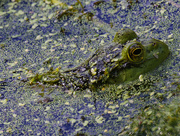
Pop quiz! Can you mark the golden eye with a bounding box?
[127,43,144,63]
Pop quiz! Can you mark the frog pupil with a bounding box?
[133,48,142,56]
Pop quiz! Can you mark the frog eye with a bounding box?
[128,43,144,63]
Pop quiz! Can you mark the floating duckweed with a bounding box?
[94,34,99,37]
[117,84,123,89]
[117,116,123,122]
[31,2,37,7]
[120,100,128,106]
[71,49,75,54]
[150,92,155,96]
[30,19,38,24]
[12,73,20,77]
[110,110,116,113]
[18,103,25,106]
[80,47,85,51]
[45,106,51,111]
[124,115,130,118]
[139,75,143,81]
[35,35,43,40]
[11,34,21,38]
[90,38,97,41]
[5,24,9,27]
[15,10,24,16]
[108,105,116,109]
[100,39,105,45]
[119,0,129,9]
[48,13,54,19]
[65,101,70,105]
[123,93,131,100]
[7,61,18,67]
[100,33,108,37]
[7,9,16,14]
[129,99,133,103]
[167,93,173,99]
[40,16,47,21]
[69,118,76,124]
[45,120,50,124]
[18,18,25,22]
[168,33,173,38]
[146,110,153,115]
[34,118,40,121]
[0,99,8,104]
[111,58,119,62]
[78,110,83,114]
[45,39,53,44]
[6,127,12,133]
[64,22,68,26]
[91,67,97,76]
[69,43,77,48]
[83,94,92,98]
[95,115,104,124]
[88,104,94,108]
[75,127,83,132]
[160,8,166,15]
[32,23,38,29]
[31,13,37,19]
[168,38,174,42]
[0,11,6,16]
[4,122,10,125]
[83,120,89,126]
[107,7,120,14]
[38,67,45,73]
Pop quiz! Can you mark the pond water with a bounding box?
[0,0,179,135]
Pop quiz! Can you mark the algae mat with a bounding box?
[0,0,179,135]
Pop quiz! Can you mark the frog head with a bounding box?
[108,38,170,83]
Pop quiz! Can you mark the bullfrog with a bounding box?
[29,28,170,91]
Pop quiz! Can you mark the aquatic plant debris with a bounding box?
[0,0,179,135]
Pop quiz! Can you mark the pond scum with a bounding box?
[0,0,179,135]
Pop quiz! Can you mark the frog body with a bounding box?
[30,30,170,91]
